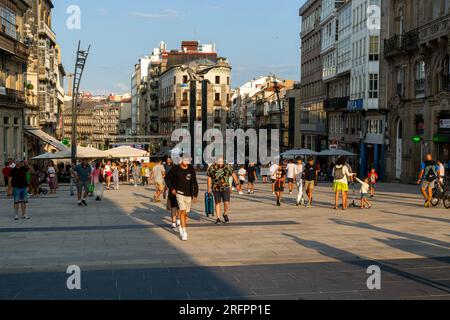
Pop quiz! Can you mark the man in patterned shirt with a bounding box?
[207,156,241,225]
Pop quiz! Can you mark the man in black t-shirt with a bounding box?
[247,162,257,194]
[304,157,318,208]
[166,157,199,241]
[8,159,30,220]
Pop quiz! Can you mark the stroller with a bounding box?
[36,171,49,195]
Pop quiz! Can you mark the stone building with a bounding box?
[299,0,327,151]
[63,99,95,147]
[0,0,30,166]
[382,0,450,182]
[158,41,232,134]
[23,0,61,135]
[92,102,120,150]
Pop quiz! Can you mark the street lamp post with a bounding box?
[271,74,284,152]
[70,41,90,164]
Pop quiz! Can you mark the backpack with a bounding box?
[424,161,437,182]
[334,166,345,180]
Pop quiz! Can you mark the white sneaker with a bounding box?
[239,191,244,195]
[14,215,19,221]
[176,219,181,227]
[181,232,188,241]
[178,225,183,235]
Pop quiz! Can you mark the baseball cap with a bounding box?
[181,156,191,165]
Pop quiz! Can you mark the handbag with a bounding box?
[88,184,95,193]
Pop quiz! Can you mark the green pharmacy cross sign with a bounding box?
[62,138,71,147]
[412,135,423,144]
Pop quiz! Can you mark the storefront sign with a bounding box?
[439,119,450,130]
[347,99,363,111]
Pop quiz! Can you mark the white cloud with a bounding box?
[115,82,129,92]
[129,9,180,19]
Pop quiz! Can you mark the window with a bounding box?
[215,76,220,85]
[415,61,426,97]
[183,75,188,84]
[182,92,188,101]
[369,74,378,99]
[369,36,379,61]
[433,0,441,19]
[215,93,220,101]
[397,66,405,95]
[0,6,17,39]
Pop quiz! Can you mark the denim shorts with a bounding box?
[13,188,29,204]
[213,190,231,204]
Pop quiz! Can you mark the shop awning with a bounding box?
[25,127,68,151]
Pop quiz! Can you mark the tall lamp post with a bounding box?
[270,74,284,152]
[70,41,90,165]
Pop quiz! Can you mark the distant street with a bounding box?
[0,176,449,300]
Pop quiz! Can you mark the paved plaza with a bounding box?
[0,175,450,300]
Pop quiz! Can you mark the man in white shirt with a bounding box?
[294,158,305,206]
[286,159,296,195]
[269,162,279,195]
[152,158,166,202]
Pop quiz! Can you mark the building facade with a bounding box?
[327,0,360,159]
[92,101,120,150]
[0,0,30,166]
[382,0,450,182]
[300,0,327,151]
[24,0,61,134]
[158,41,232,135]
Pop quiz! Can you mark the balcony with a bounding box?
[384,31,419,58]
[324,96,350,111]
[0,88,26,105]
[414,78,426,98]
[300,122,327,133]
[214,100,222,107]
[39,22,57,44]
[180,116,189,123]
[14,41,30,61]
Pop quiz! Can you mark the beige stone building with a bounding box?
[92,102,120,150]
[0,0,30,166]
[63,99,95,147]
[24,0,60,134]
[159,41,232,134]
[382,0,450,182]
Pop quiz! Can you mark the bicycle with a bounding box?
[431,176,450,209]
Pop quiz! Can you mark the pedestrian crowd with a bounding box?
[2,152,449,241]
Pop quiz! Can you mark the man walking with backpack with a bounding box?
[417,154,439,208]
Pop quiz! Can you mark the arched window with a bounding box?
[415,61,426,98]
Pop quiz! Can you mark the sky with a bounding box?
[52,0,305,95]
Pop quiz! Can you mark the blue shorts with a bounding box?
[13,188,29,204]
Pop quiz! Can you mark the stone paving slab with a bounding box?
[0,175,449,299]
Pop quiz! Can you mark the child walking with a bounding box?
[353,175,372,209]
[112,163,120,190]
[368,168,378,198]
